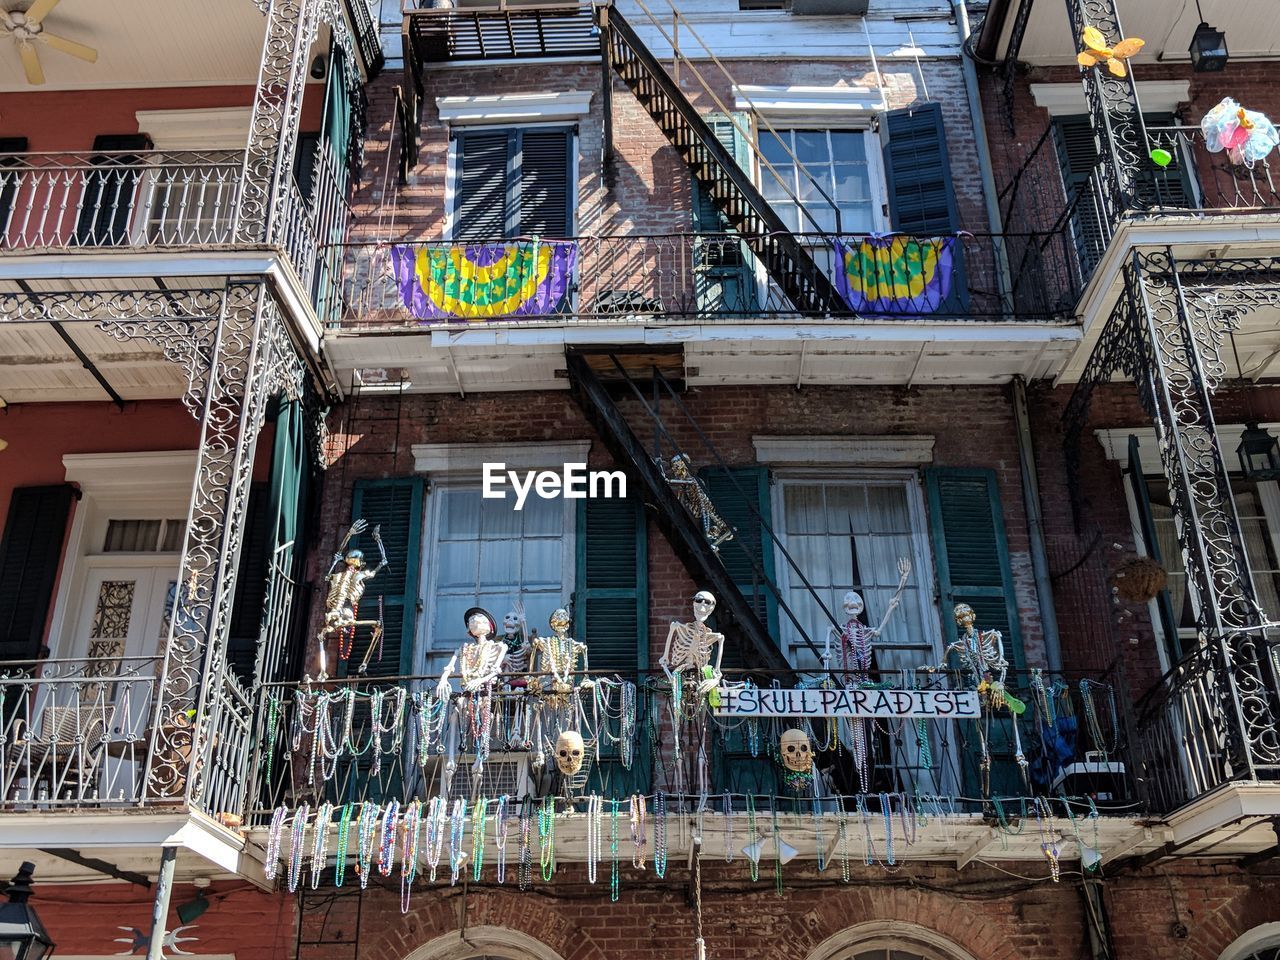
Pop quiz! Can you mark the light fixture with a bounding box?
[740,835,798,865]
[1189,0,1228,72]
[176,890,209,926]
[309,55,327,80]
[0,862,55,960]
[1237,422,1280,480]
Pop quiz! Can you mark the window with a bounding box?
[420,485,574,675]
[774,475,935,671]
[451,127,575,240]
[758,128,879,233]
[103,518,185,553]
[1147,475,1280,634]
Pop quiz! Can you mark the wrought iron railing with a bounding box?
[331,229,1078,328]
[0,655,258,816]
[246,666,1135,827]
[1145,124,1280,213]
[1131,636,1280,813]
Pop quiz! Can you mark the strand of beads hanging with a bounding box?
[609,799,621,902]
[586,794,602,884]
[449,799,468,886]
[539,796,557,881]
[472,797,489,882]
[265,806,288,882]
[378,800,400,877]
[838,807,851,883]
[1034,798,1061,882]
[401,800,423,914]
[722,791,735,863]
[311,802,334,890]
[654,792,668,879]
[426,796,447,883]
[518,801,534,890]
[746,794,759,882]
[495,795,510,885]
[356,802,380,889]
[334,802,354,887]
[630,794,647,869]
[288,803,310,893]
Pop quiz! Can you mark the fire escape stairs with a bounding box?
[597,4,846,318]
[567,350,798,676]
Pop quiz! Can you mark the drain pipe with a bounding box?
[1012,375,1063,672]
[953,0,1014,308]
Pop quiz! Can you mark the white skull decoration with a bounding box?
[842,590,864,620]
[780,728,812,773]
[555,730,585,775]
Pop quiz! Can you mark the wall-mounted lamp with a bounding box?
[310,55,327,80]
[1189,0,1229,72]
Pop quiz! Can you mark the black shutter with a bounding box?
[293,132,321,204]
[227,482,272,685]
[881,103,959,233]
[0,137,27,237]
[1126,435,1182,664]
[575,489,647,673]
[516,128,572,236]
[348,477,425,677]
[453,130,512,241]
[692,115,758,313]
[699,466,778,668]
[75,133,152,246]
[0,485,74,662]
[1052,115,1108,274]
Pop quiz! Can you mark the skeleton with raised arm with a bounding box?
[317,520,388,678]
[661,591,725,702]
[825,557,911,686]
[500,599,533,681]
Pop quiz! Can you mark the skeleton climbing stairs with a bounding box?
[597,4,844,317]
[567,350,803,675]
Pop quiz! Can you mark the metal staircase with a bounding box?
[599,5,844,317]
[567,350,842,676]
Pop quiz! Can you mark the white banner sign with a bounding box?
[713,686,980,719]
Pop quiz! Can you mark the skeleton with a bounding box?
[661,453,733,551]
[500,599,534,678]
[661,591,726,700]
[437,608,508,700]
[825,557,912,684]
[554,729,585,776]
[528,608,588,701]
[779,727,815,792]
[316,520,387,678]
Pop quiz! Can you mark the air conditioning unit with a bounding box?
[789,0,869,14]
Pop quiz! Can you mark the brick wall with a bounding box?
[353,55,992,240]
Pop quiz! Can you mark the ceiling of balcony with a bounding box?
[0,0,282,91]
[990,0,1280,66]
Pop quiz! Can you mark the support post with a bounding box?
[146,847,178,960]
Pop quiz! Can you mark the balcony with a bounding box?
[330,230,1079,331]
[1145,124,1280,214]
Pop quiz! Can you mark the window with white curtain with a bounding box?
[774,475,936,672]
[419,484,574,675]
[758,127,881,234]
[1147,475,1280,636]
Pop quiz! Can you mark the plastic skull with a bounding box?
[549,607,572,637]
[780,728,812,772]
[954,603,976,631]
[842,591,864,620]
[345,549,364,569]
[502,610,520,636]
[692,590,716,623]
[555,730,585,775]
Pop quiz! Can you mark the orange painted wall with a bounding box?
[0,83,326,151]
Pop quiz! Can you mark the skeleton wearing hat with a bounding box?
[436,607,507,700]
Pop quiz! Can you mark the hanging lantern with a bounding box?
[0,863,55,960]
[1189,21,1228,72]
[1237,422,1280,480]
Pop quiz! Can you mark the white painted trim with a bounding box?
[753,434,934,466]
[807,921,982,960]
[733,84,885,118]
[1218,922,1280,960]
[404,926,566,960]
[135,107,253,150]
[412,441,592,474]
[435,91,593,125]
[1094,424,1280,474]
[63,451,198,499]
[1029,80,1191,116]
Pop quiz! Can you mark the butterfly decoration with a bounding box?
[1076,25,1145,77]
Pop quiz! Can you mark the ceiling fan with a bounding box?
[2,0,98,85]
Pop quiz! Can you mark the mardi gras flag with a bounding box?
[390,241,576,321]
[833,235,955,315]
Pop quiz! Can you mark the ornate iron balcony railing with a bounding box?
[1141,124,1280,215]
[247,665,1135,826]
[331,229,1079,329]
[0,655,255,818]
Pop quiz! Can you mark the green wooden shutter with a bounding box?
[574,488,647,672]
[1052,115,1108,273]
[700,466,778,667]
[516,128,573,237]
[227,481,272,685]
[1126,435,1182,665]
[453,130,512,241]
[349,477,425,677]
[924,467,1024,668]
[692,113,759,314]
[0,485,74,662]
[881,104,958,234]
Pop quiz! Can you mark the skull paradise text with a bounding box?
[482,463,627,511]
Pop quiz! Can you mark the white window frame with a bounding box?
[45,451,196,663]
[754,124,888,235]
[768,468,943,666]
[411,441,588,674]
[443,122,581,242]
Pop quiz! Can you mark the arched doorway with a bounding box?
[1219,923,1280,960]
[402,926,567,960]
[807,921,980,960]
